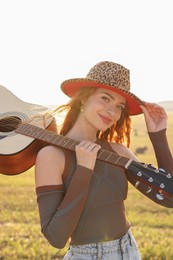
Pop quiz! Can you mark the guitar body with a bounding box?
[0,85,57,175]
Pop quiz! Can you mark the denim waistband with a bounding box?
[70,231,132,255]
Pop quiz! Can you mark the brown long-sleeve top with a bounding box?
[36,129,173,249]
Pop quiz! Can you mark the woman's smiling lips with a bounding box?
[98,114,113,124]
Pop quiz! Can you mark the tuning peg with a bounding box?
[158,168,165,173]
[156,193,164,200]
[146,187,152,194]
[145,164,156,170]
[159,183,165,189]
[166,173,171,179]
[135,181,141,188]
[137,171,142,177]
[148,177,153,182]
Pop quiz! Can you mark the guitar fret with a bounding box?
[104,152,112,161]
[52,135,65,145]
[108,154,128,167]
[38,131,49,140]
[56,136,71,146]
[44,133,57,142]
[97,150,128,168]
[62,139,78,151]
[110,154,121,164]
[49,134,61,144]
[23,124,41,136]
[68,143,77,151]
[18,123,28,133]
[97,150,112,160]
[97,149,104,157]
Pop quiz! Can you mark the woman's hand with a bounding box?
[75,141,101,170]
[140,102,168,132]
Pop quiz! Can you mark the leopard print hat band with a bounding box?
[60,61,144,115]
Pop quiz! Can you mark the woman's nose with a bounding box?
[106,106,116,116]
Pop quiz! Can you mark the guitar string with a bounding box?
[0,118,22,131]
[0,116,29,131]
[0,113,47,130]
[0,117,23,123]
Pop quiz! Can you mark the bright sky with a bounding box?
[0,0,173,107]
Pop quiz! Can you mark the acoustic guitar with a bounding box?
[0,85,173,198]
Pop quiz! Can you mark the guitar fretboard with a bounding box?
[15,123,131,168]
[13,123,173,197]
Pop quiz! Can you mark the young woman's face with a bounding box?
[82,88,126,132]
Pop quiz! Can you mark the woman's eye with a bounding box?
[102,96,110,102]
[117,105,125,111]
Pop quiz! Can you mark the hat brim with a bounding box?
[60,78,143,116]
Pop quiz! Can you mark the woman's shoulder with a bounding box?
[36,145,65,164]
[37,144,64,155]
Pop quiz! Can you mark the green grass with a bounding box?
[1,112,173,259]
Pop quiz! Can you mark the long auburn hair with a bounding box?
[53,87,132,147]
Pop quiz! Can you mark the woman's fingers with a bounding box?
[75,141,101,170]
[140,102,167,132]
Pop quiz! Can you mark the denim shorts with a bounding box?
[63,230,141,260]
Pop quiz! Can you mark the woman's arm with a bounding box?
[128,103,173,207]
[35,142,100,249]
[140,102,173,173]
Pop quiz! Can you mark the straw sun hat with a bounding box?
[60,61,144,115]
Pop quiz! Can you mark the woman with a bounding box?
[35,61,173,260]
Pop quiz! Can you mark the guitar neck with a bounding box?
[13,123,173,197]
[15,123,131,168]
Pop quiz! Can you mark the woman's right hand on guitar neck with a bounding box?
[75,141,101,170]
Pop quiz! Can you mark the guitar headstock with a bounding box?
[127,161,173,198]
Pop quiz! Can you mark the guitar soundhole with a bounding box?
[0,116,21,133]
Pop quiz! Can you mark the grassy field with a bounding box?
[0,112,173,259]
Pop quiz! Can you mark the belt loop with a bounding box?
[97,243,102,260]
[128,230,132,246]
[119,236,124,255]
[119,232,129,255]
